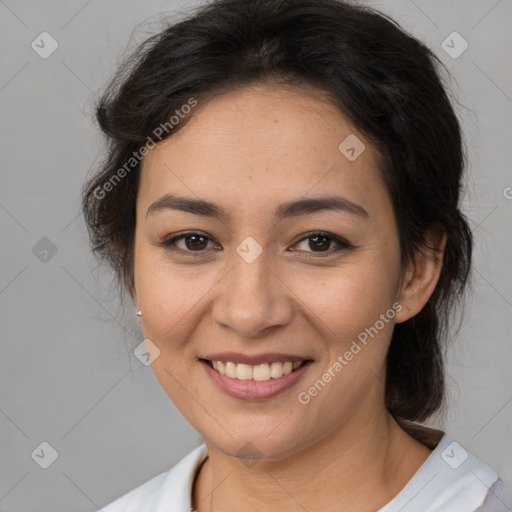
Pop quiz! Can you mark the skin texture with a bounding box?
[131,84,446,511]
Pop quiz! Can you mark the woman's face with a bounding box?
[133,84,410,460]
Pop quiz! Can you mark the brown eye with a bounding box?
[308,234,332,251]
[292,232,353,257]
[182,234,209,250]
[161,232,220,254]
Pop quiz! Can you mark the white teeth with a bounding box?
[235,363,253,380]
[253,363,270,381]
[225,361,237,379]
[210,360,305,381]
[270,362,283,379]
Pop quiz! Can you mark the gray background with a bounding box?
[1,0,511,510]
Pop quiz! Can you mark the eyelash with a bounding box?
[159,231,354,258]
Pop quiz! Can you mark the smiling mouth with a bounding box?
[200,359,312,381]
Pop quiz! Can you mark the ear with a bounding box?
[394,224,447,323]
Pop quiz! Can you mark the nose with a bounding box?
[212,248,294,338]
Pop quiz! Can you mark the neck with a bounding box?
[192,406,433,512]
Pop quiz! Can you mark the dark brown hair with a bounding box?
[82,0,472,424]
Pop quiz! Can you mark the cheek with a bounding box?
[134,253,210,414]
[133,247,218,352]
[291,262,400,423]
[289,257,400,344]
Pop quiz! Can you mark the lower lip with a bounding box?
[201,360,312,400]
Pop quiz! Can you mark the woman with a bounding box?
[82,0,510,510]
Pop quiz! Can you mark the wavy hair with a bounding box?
[82,0,472,426]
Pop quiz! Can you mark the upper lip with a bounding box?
[200,352,312,365]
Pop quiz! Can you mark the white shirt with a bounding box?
[99,432,510,511]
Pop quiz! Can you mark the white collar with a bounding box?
[378,433,499,511]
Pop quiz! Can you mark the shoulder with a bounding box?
[381,428,504,512]
[98,444,208,512]
[476,478,512,511]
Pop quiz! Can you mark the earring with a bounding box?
[136,310,142,317]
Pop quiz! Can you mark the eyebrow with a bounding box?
[146,193,369,220]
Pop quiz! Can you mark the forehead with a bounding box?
[138,84,388,217]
